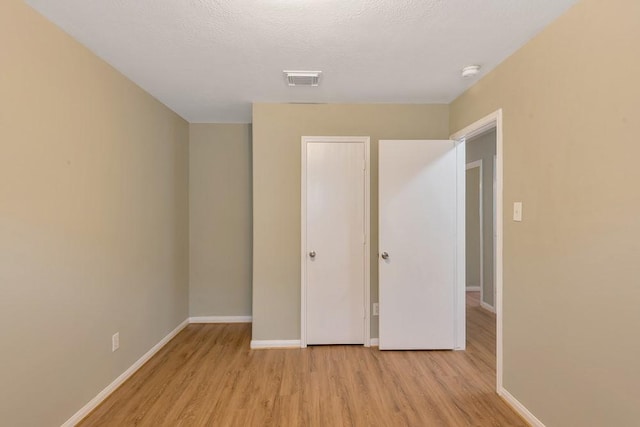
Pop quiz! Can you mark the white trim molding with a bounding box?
[499,387,546,427]
[61,319,189,427]
[480,301,496,313]
[466,159,482,170]
[454,139,466,350]
[250,340,301,349]
[451,110,501,142]
[189,316,252,324]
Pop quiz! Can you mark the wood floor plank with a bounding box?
[78,293,527,426]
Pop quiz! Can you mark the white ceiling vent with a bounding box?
[284,71,322,87]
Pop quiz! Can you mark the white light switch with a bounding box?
[513,202,523,222]
[112,332,120,352]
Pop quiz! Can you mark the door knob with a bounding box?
[309,251,316,258]
[381,251,389,260]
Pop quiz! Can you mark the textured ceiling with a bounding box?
[26,0,579,123]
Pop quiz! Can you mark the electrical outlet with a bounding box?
[112,332,120,352]
[372,303,379,316]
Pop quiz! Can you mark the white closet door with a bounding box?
[378,139,463,350]
[305,140,366,345]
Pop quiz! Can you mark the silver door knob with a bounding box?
[381,251,389,260]
[309,251,316,258]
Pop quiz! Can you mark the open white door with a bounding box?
[378,140,465,350]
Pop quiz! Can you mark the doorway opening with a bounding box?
[465,131,497,313]
[451,110,504,393]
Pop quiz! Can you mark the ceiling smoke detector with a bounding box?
[461,65,481,78]
[284,71,322,87]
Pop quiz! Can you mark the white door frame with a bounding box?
[300,136,371,348]
[455,141,467,350]
[451,109,504,393]
[465,159,484,299]
[493,154,498,311]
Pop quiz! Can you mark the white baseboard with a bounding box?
[370,338,379,347]
[250,340,301,349]
[61,319,189,427]
[480,301,496,313]
[466,286,481,292]
[189,315,252,323]
[499,387,545,427]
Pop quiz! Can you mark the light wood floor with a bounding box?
[79,292,526,426]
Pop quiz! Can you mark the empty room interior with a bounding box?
[1,0,639,426]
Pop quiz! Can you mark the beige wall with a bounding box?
[466,130,496,306]
[252,103,449,341]
[450,0,640,425]
[465,167,481,289]
[189,124,253,317]
[0,1,189,426]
